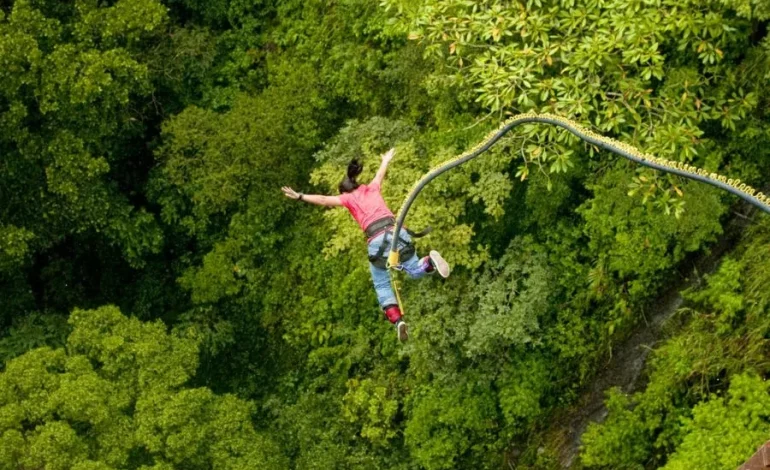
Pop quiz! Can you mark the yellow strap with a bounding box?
[387,251,400,269]
[393,277,405,315]
[387,251,405,314]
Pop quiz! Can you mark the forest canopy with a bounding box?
[1,0,769,468]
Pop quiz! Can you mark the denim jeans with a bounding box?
[367,228,431,308]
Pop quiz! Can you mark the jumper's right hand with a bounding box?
[281,186,301,200]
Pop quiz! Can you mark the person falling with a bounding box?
[281,148,450,341]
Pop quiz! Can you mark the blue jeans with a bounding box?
[367,228,431,308]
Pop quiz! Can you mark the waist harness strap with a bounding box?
[364,217,433,240]
[364,217,396,239]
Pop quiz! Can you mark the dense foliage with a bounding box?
[581,220,770,470]
[0,306,286,469]
[1,0,769,468]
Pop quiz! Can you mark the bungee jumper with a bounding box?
[283,113,770,340]
[281,148,450,342]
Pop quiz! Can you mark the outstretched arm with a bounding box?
[370,148,395,188]
[282,186,342,207]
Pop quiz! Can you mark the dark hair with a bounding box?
[339,159,363,193]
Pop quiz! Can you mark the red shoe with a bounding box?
[384,305,402,323]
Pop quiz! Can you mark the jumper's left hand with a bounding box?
[282,186,301,200]
[381,148,395,164]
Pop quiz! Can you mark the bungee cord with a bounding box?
[387,113,770,313]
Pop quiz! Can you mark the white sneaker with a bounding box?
[396,320,409,342]
[429,250,450,278]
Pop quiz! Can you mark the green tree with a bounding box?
[149,60,324,304]
[0,0,167,275]
[405,374,500,470]
[580,389,651,470]
[383,0,770,212]
[0,305,286,469]
[663,373,770,470]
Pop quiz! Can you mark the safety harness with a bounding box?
[365,217,431,269]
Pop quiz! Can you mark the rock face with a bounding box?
[557,289,683,468]
[554,221,742,468]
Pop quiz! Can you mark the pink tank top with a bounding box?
[339,183,394,232]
